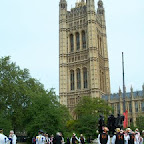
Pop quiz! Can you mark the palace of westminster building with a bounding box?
[59,0,144,124]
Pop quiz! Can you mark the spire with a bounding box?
[119,87,122,95]
[97,0,104,15]
[142,83,144,91]
[130,85,133,92]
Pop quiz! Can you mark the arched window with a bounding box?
[83,68,87,89]
[70,34,74,52]
[129,102,132,112]
[76,32,80,50]
[102,72,105,92]
[82,31,86,49]
[77,69,81,89]
[135,102,138,112]
[70,70,74,90]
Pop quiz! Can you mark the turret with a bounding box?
[119,87,122,96]
[130,85,133,99]
[59,0,67,14]
[86,0,95,12]
[97,0,104,15]
[59,0,68,106]
[59,0,67,55]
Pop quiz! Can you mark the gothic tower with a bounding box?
[59,0,110,117]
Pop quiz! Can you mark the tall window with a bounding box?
[102,72,105,92]
[100,38,102,55]
[141,101,144,112]
[135,101,138,112]
[82,31,86,49]
[129,102,132,113]
[70,70,74,90]
[76,32,80,50]
[77,69,81,89]
[97,35,100,52]
[83,68,87,88]
[117,103,120,114]
[70,34,74,52]
[100,70,102,90]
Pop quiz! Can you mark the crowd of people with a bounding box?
[0,128,17,144]
[35,127,144,144]
[1,127,144,144]
[34,130,86,144]
[98,127,144,144]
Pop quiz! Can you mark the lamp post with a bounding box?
[122,52,126,113]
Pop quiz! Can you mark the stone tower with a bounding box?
[59,0,110,117]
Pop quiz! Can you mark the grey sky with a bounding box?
[0,0,144,95]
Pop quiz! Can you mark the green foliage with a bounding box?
[0,56,70,139]
[26,89,71,138]
[136,115,144,132]
[74,96,112,138]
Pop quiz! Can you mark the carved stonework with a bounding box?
[59,0,110,118]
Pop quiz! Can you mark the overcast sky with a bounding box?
[0,0,144,95]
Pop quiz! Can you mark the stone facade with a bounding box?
[102,85,144,126]
[59,0,110,117]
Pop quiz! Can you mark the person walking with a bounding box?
[55,132,62,144]
[9,130,17,144]
[0,128,9,144]
[98,127,110,144]
[71,133,79,144]
[79,134,85,144]
[36,130,46,144]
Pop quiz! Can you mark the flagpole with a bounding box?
[122,52,126,112]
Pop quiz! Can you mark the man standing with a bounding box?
[71,133,79,144]
[36,130,46,144]
[0,128,9,144]
[55,132,62,144]
[9,130,17,144]
[79,134,85,144]
[98,127,110,144]
[127,129,135,144]
[112,129,125,144]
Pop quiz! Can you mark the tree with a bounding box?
[74,96,112,138]
[0,56,36,132]
[0,56,71,138]
[25,89,71,138]
[136,115,144,132]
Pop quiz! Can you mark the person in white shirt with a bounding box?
[36,130,46,144]
[111,128,127,144]
[9,130,17,144]
[97,127,110,144]
[0,128,9,144]
[45,134,50,144]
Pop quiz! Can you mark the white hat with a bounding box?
[126,128,131,132]
[73,133,76,136]
[116,128,120,133]
[104,127,109,132]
